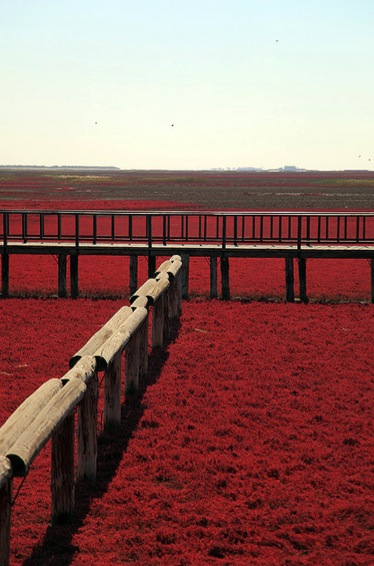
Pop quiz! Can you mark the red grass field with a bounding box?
[1,172,373,564]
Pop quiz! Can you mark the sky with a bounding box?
[1,0,373,170]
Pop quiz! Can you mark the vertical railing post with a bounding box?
[130,255,138,296]
[51,412,75,524]
[210,256,218,299]
[222,215,227,250]
[285,257,295,302]
[1,253,9,298]
[152,295,165,349]
[77,371,98,481]
[22,213,28,243]
[125,332,141,395]
[298,257,308,303]
[163,215,167,246]
[58,254,67,298]
[93,214,97,245]
[104,352,122,430]
[75,214,80,248]
[40,213,45,240]
[0,458,12,566]
[297,215,302,250]
[180,254,190,300]
[3,212,9,248]
[70,254,79,299]
[221,256,230,300]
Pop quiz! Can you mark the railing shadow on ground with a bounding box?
[22,319,180,566]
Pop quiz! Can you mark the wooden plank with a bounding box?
[0,379,63,455]
[51,411,75,524]
[94,308,147,367]
[69,306,133,370]
[285,257,295,302]
[6,378,86,477]
[0,457,12,566]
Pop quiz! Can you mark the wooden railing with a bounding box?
[1,210,374,249]
[0,255,182,566]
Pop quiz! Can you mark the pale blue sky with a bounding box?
[1,0,373,170]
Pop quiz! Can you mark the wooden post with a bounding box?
[152,295,165,349]
[125,332,140,395]
[129,255,138,297]
[163,288,169,343]
[285,257,295,302]
[210,256,218,299]
[51,412,75,524]
[0,458,12,566]
[77,371,98,481]
[1,254,9,298]
[298,257,308,303]
[181,254,190,300]
[148,255,156,278]
[139,318,149,377]
[104,351,122,431]
[221,256,230,300]
[58,254,67,298]
[70,254,79,299]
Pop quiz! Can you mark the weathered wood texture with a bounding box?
[62,356,97,385]
[130,273,170,305]
[125,332,141,395]
[6,378,86,476]
[0,458,12,566]
[0,379,63,454]
[152,294,166,349]
[0,254,183,561]
[77,370,98,481]
[70,306,133,370]
[180,254,190,300]
[94,307,148,368]
[51,412,75,524]
[104,351,122,430]
[371,258,374,304]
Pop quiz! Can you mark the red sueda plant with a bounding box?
[0,300,372,565]
[0,194,372,564]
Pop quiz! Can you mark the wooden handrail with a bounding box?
[0,254,183,565]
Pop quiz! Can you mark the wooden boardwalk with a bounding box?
[1,210,374,301]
